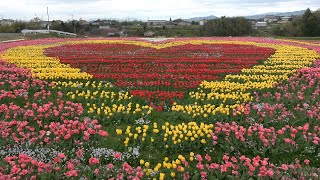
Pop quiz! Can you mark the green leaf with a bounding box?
[191,173,200,180]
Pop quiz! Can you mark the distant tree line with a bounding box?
[0,20,117,36]
[0,21,26,33]
[0,16,254,37]
[200,17,253,36]
[1,9,319,37]
[271,8,320,37]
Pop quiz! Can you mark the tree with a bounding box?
[191,21,199,25]
[302,8,318,36]
[271,25,287,36]
[200,16,252,36]
[313,9,320,36]
[0,21,26,33]
[11,21,26,33]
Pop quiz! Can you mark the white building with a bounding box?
[264,15,279,23]
[254,22,267,29]
[199,20,208,26]
[147,20,167,27]
[177,21,191,26]
[40,21,52,28]
[99,25,111,29]
[278,16,292,24]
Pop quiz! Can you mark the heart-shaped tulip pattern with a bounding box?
[45,43,275,102]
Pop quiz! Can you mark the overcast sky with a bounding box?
[0,0,319,21]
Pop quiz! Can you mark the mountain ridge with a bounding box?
[183,10,305,22]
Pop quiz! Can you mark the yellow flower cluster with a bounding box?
[189,91,252,103]
[224,74,289,82]
[1,45,92,80]
[172,102,243,116]
[140,153,205,179]
[51,80,114,89]
[162,121,213,145]
[141,155,187,177]
[87,102,152,117]
[120,121,214,148]
[52,80,152,118]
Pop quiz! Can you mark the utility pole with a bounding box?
[47,7,50,30]
[72,14,76,33]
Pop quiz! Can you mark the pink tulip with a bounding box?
[98,130,108,137]
[281,164,288,171]
[89,157,99,165]
[64,170,78,177]
[114,152,122,159]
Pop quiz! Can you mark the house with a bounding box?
[40,21,52,28]
[278,16,292,24]
[172,19,186,26]
[144,31,155,37]
[264,15,279,23]
[91,21,100,26]
[91,19,116,27]
[102,20,113,25]
[0,19,15,26]
[177,21,191,26]
[99,25,111,29]
[106,28,119,36]
[254,22,267,29]
[91,20,103,26]
[147,20,167,27]
[199,20,208,26]
[79,19,89,25]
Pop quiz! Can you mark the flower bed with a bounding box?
[0,38,319,179]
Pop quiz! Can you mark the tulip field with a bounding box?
[0,37,319,179]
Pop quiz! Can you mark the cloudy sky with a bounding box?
[0,0,319,21]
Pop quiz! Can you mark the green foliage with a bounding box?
[200,16,252,36]
[125,26,201,37]
[302,8,319,36]
[0,21,26,33]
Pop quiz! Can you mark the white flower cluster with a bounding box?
[135,118,150,125]
[0,145,61,162]
[90,146,140,161]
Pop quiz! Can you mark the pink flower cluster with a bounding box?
[0,55,109,179]
[211,121,319,150]
[0,58,108,145]
[0,152,144,179]
[248,59,320,125]
[185,153,318,179]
